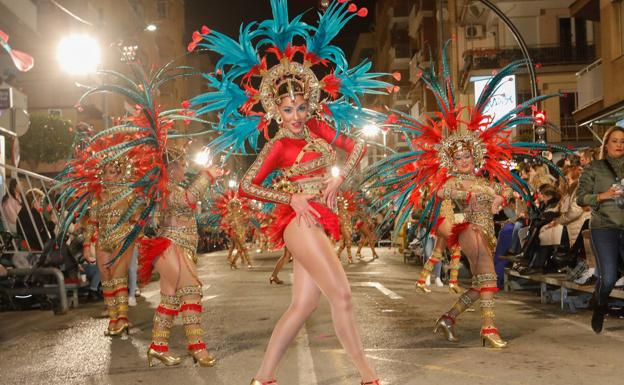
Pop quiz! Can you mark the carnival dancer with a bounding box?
[83,158,136,336]
[269,247,291,285]
[188,1,392,382]
[139,142,223,367]
[354,203,379,260]
[362,41,566,348]
[336,191,357,263]
[57,60,223,365]
[220,193,253,269]
[56,113,153,338]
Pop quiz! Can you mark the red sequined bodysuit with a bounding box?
[239,118,365,247]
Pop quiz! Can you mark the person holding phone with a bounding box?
[577,126,624,333]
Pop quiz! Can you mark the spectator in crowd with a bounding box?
[81,243,102,301]
[514,183,562,273]
[577,126,624,333]
[17,188,53,251]
[2,178,23,233]
[580,147,599,166]
[529,163,556,190]
[556,166,590,263]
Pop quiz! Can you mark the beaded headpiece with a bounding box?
[188,0,393,157]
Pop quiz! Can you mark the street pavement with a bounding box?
[0,247,622,385]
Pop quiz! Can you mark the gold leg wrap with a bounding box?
[147,293,182,366]
[477,277,507,348]
[476,273,499,330]
[102,280,118,330]
[150,293,180,351]
[416,250,442,292]
[177,285,215,366]
[112,277,129,324]
[448,249,461,292]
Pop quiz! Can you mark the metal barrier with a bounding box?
[1,267,69,314]
[0,162,60,255]
[0,163,72,314]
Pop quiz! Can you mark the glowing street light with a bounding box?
[193,147,212,167]
[57,34,101,75]
[146,24,157,32]
[362,123,380,137]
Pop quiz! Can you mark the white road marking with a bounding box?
[356,282,403,299]
[556,317,624,342]
[296,327,319,385]
[289,273,319,385]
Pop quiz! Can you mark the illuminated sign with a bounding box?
[472,75,517,126]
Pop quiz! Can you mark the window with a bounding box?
[612,1,624,59]
[48,109,62,118]
[157,1,168,19]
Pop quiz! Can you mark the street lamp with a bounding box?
[146,24,157,32]
[362,123,380,137]
[57,34,101,75]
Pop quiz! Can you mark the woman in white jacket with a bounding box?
[557,166,590,257]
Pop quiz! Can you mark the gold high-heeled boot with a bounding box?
[477,273,507,348]
[147,293,181,367]
[433,280,480,342]
[448,249,462,294]
[433,314,459,342]
[178,285,216,367]
[416,250,442,293]
[102,279,119,336]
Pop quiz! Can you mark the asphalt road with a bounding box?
[0,247,622,385]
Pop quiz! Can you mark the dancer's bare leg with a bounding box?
[254,258,321,380]
[253,220,377,381]
[270,248,290,284]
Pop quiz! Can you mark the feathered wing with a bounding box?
[55,62,212,266]
[362,41,569,234]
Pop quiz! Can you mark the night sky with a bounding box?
[185,0,377,63]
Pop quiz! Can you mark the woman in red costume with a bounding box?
[189,2,391,382]
[240,89,378,385]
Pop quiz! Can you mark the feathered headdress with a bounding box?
[363,41,570,232]
[55,61,208,266]
[188,0,393,157]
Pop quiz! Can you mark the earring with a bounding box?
[275,115,283,125]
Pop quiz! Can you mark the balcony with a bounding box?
[575,59,603,110]
[390,43,412,67]
[463,44,597,71]
[388,1,410,29]
[408,1,434,38]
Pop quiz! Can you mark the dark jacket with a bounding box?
[17,206,54,251]
[577,157,624,230]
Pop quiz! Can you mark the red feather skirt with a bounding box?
[138,237,172,285]
[447,222,472,249]
[268,201,341,249]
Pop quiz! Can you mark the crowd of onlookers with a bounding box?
[499,148,622,291]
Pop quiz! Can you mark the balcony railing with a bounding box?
[464,44,596,71]
[575,59,603,110]
[560,116,595,141]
